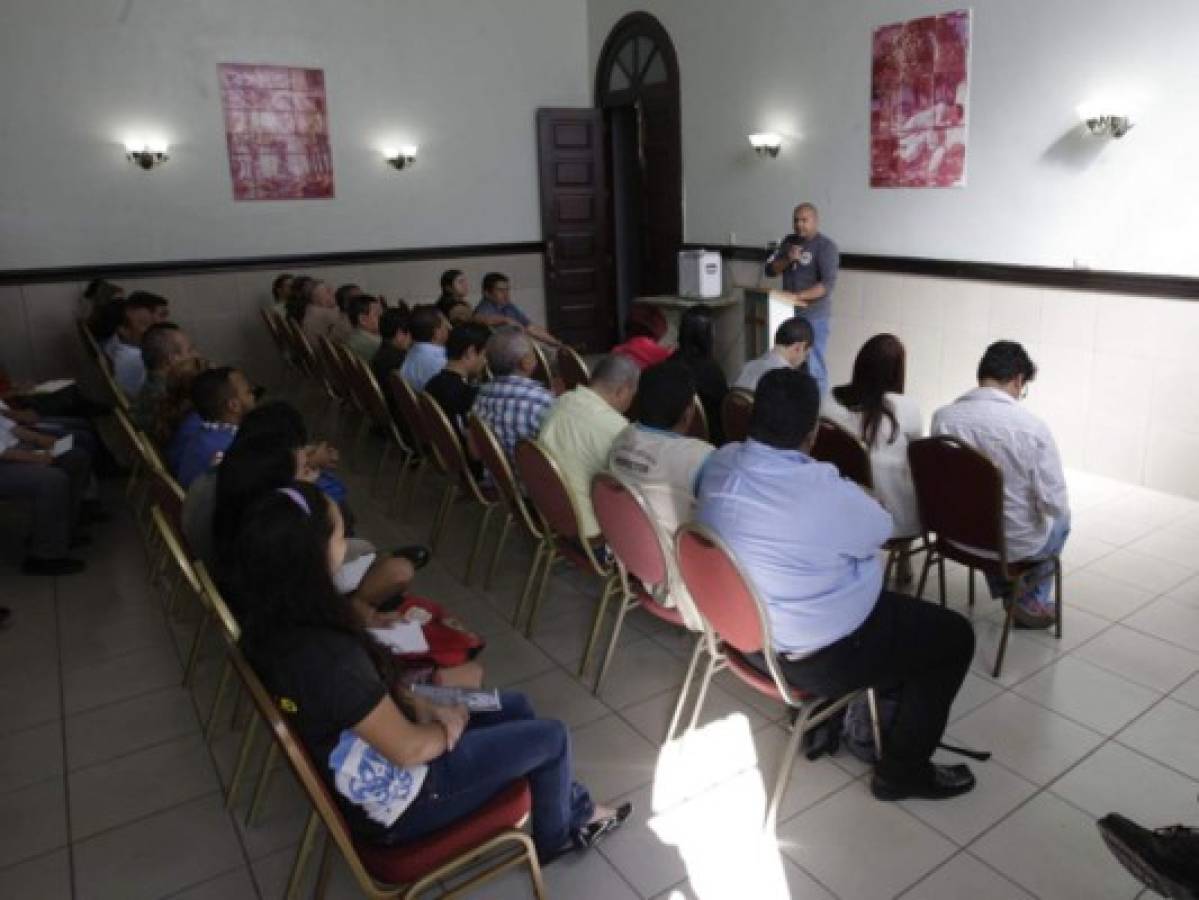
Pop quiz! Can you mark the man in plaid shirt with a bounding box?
[472,326,555,462]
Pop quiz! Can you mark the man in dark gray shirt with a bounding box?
[764,202,840,395]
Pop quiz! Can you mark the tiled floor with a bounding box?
[1,442,1197,898]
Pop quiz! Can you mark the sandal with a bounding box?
[572,802,633,850]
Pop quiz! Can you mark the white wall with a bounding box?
[588,0,1199,275]
[0,0,589,269]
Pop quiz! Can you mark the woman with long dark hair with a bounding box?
[232,482,630,861]
[822,333,923,539]
[435,269,472,323]
[670,305,728,444]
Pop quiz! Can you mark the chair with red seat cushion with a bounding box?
[225,646,545,900]
[513,439,619,679]
[589,473,697,706]
[720,388,754,443]
[418,391,501,576]
[674,523,879,831]
[810,416,928,588]
[908,435,1064,678]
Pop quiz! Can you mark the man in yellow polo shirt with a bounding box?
[538,354,640,539]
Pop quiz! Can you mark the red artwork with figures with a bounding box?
[869,10,970,188]
[218,63,335,201]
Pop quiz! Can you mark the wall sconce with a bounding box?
[1077,106,1134,139]
[747,132,783,158]
[384,146,418,171]
[124,140,170,170]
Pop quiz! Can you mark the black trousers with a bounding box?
[759,590,975,780]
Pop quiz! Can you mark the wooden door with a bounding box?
[638,95,683,295]
[536,108,614,353]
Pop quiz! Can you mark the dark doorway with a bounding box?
[596,13,684,334]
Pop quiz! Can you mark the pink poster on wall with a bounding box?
[218,63,335,201]
[870,10,970,188]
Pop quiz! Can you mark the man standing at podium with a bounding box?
[765,202,839,395]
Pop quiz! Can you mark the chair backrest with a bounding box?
[286,319,321,381]
[908,435,1007,563]
[192,559,242,642]
[316,335,352,403]
[684,394,710,442]
[348,355,412,453]
[811,417,874,489]
[514,439,583,541]
[388,371,431,449]
[591,472,670,589]
[111,406,149,469]
[149,504,202,597]
[529,343,553,391]
[675,523,797,701]
[259,308,287,356]
[418,392,489,503]
[557,346,590,391]
[467,413,542,538]
[721,388,754,443]
[146,465,186,537]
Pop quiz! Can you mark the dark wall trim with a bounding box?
[686,243,1199,301]
[0,241,546,286]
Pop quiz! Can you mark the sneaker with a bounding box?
[1098,814,1199,900]
[21,556,86,576]
[1003,595,1054,630]
[573,802,633,850]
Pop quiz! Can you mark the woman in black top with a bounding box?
[231,482,629,859]
[434,269,473,324]
[670,305,729,444]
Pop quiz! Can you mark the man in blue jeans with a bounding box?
[932,341,1070,628]
[764,202,839,395]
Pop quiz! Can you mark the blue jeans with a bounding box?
[986,515,1071,612]
[802,315,830,396]
[379,692,593,857]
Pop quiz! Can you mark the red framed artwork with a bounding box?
[218,63,335,201]
[869,10,970,189]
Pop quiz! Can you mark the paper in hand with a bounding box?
[368,619,430,655]
[50,434,73,458]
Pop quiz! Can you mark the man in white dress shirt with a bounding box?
[733,317,813,391]
[932,341,1070,628]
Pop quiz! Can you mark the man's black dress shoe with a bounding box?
[870,764,976,801]
[392,545,431,569]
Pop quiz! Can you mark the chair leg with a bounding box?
[464,504,497,584]
[246,742,280,826]
[866,688,884,760]
[403,459,428,516]
[428,483,456,551]
[484,515,513,590]
[968,568,976,609]
[225,716,260,809]
[686,653,721,733]
[204,659,234,742]
[182,614,210,688]
[523,547,557,638]
[313,835,335,900]
[285,810,323,900]
[585,575,627,689]
[1054,560,1063,640]
[883,550,897,589]
[765,702,809,833]
[915,550,934,600]
[665,635,707,745]
[513,540,547,627]
[993,594,1019,679]
[936,555,948,607]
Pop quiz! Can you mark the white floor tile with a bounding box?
[1171,672,1199,710]
[900,756,1039,845]
[972,792,1142,900]
[1086,548,1194,595]
[1013,656,1161,735]
[1124,596,1199,652]
[595,636,689,711]
[970,619,1063,687]
[1051,741,1199,824]
[1126,527,1199,570]
[901,852,1034,899]
[621,680,770,748]
[948,692,1104,786]
[1117,698,1199,780]
[505,667,611,730]
[778,780,956,900]
[1073,625,1199,692]
[570,714,660,803]
[949,672,1004,723]
[0,848,71,900]
[1059,570,1157,622]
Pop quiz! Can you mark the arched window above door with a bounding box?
[596,12,679,107]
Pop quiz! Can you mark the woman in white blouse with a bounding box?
[821,334,924,544]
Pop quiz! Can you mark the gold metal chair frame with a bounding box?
[673,522,881,832]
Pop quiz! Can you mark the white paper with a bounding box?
[31,378,75,395]
[368,620,429,655]
[50,434,73,458]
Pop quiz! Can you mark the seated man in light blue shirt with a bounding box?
[696,367,976,803]
[102,294,159,397]
[398,304,449,391]
[473,272,562,348]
